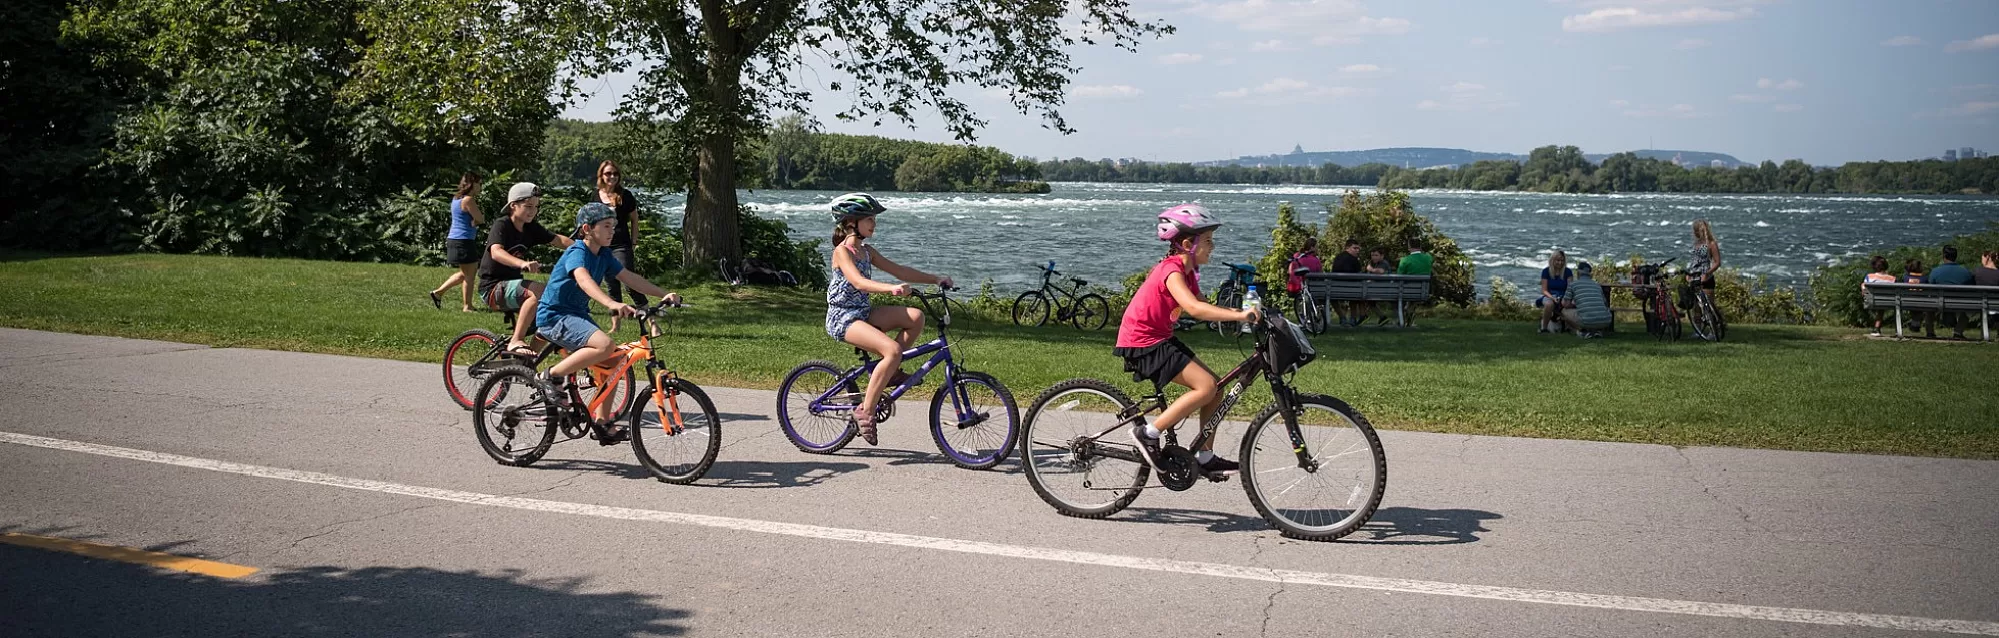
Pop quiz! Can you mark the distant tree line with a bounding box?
[1037,158,1393,185]
[1382,146,1999,195]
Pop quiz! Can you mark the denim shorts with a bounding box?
[538,314,601,352]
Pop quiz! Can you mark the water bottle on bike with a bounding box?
[1240,285,1261,334]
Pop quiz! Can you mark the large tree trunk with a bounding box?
[682,130,742,269]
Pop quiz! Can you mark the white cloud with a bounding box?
[1730,93,1775,103]
[1073,84,1144,99]
[1675,38,1710,50]
[1417,81,1516,111]
[1756,77,1804,90]
[1946,33,1999,52]
[1561,6,1756,33]
[1338,63,1385,75]
[1215,77,1373,104]
[1773,104,1804,113]
[1945,101,1999,116]
[1622,103,1704,118]
[1880,35,1924,47]
[1188,0,1412,41]
[1158,52,1205,65]
[1249,39,1293,52]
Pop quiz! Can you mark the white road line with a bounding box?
[5,430,1994,636]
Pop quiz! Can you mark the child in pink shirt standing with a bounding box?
[1114,204,1262,475]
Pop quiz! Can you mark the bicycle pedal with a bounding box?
[1203,471,1233,483]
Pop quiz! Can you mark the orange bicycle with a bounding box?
[470,302,720,484]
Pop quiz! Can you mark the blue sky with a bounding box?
[562,0,1999,165]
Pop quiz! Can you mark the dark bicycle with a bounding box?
[1211,262,1260,334]
[441,245,638,415]
[1631,258,1682,342]
[1682,271,1728,342]
[1012,261,1112,330]
[470,302,720,484]
[777,287,1021,470]
[1019,310,1388,541]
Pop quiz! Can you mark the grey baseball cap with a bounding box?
[507,182,542,204]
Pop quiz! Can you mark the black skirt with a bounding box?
[1114,338,1196,390]
[445,239,482,265]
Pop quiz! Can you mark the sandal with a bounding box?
[854,410,879,446]
[504,342,538,357]
[428,291,443,309]
[596,420,629,446]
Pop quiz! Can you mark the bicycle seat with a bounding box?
[1069,277,1088,287]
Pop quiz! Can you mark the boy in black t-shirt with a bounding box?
[477,182,574,354]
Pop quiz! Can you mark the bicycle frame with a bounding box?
[534,308,689,435]
[1070,331,1319,478]
[1037,266,1089,313]
[808,290,988,426]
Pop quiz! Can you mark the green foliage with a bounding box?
[1313,190,1476,306]
[0,0,126,250]
[1253,202,1319,301]
[737,206,828,289]
[1587,256,1809,324]
[1808,224,1999,326]
[537,120,626,188]
[1039,159,1390,185]
[1378,145,1999,195]
[50,0,575,259]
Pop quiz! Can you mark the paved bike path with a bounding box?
[1,328,1994,636]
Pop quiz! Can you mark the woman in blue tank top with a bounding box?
[1537,249,1573,333]
[428,172,486,311]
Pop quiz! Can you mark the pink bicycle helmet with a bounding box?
[1157,203,1222,241]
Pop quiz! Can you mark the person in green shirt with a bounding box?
[1397,238,1434,275]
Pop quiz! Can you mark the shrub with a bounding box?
[1808,224,1999,326]
[1314,189,1476,306]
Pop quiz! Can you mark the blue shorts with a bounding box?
[538,314,601,352]
[826,305,873,341]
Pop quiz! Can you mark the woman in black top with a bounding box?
[596,160,648,332]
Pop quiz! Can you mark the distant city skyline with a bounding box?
[561,0,1999,166]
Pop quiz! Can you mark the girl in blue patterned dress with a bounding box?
[824,193,954,445]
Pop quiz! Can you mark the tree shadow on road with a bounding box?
[0,528,691,637]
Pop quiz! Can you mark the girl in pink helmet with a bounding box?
[1114,204,1261,475]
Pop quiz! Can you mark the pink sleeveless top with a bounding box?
[1116,255,1200,348]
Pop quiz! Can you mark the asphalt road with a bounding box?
[0,328,1994,637]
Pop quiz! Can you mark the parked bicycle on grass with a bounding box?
[1012,260,1112,330]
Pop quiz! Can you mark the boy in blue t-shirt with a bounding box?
[536,203,681,437]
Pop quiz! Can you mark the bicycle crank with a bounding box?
[1157,445,1199,491]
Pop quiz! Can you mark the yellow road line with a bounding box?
[0,532,258,579]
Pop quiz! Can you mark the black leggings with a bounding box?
[607,245,649,307]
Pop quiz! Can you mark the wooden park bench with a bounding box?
[1302,273,1432,328]
[1863,282,1999,341]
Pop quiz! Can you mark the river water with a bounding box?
[649,183,1999,297]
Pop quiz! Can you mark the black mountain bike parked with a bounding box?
[1019,311,1388,541]
[1013,261,1112,330]
[1683,272,1727,342]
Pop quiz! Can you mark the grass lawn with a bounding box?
[2,251,1995,458]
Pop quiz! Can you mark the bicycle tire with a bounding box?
[928,371,1020,470]
[630,377,722,484]
[1072,294,1111,331]
[1240,393,1387,542]
[1296,296,1326,334]
[444,329,502,410]
[1020,379,1149,519]
[1012,291,1051,327]
[777,360,860,453]
[471,365,559,466]
[1215,282,1242,334]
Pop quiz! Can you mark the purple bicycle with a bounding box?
[775,287,1020,470]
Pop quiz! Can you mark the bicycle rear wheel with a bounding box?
[471,365,559,466]
[1240,393,1386,541]
[777,360,860,453]
[1071,294,1111,331]
[1020,379,1149,518]
[929,371,1019,470]
[444,329,502,410]
[630,377,722,484]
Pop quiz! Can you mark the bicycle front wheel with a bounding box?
[1240,393,1386,542]
[929,371,1019,470]
[777,360,859,453]
[1020,379,1149,518]
[630,377,722,484]
[1071,294,1111,331]
[1013,291,1051,327]
[471,365,559,466]
[444,329,502,410]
